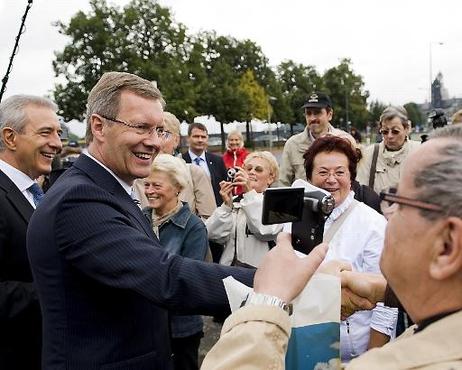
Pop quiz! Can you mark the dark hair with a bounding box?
[188,122,208,136]
[303,135,359,182]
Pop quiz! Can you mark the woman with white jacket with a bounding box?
[206,151,282,268]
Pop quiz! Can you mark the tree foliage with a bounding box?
[53,0,374,133]
[322,58,369,130]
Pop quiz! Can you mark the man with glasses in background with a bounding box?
[357,105,420,194]
[27,72,254,370]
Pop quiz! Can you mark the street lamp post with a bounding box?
[267,96,276,150]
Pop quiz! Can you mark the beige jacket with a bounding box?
[201,305,290,370]
[356,140,421,194]
[201,307,462,370]
[279,125,356,186]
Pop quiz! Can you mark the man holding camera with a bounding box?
[279,92,355,186]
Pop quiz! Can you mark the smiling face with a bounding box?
[310,151,351,206]
[9,104,62,179]
[90,91,164,185]
[144,170,180,215]
[227,133,242,150]
[244,157,275,193]
[305,108,333,137]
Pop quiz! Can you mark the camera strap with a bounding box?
[323,199,359,244]
[368,143,380,190]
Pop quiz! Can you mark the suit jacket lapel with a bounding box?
[0,170,33,222]
[72,155,156,239]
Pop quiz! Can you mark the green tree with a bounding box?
[368,99,387,125]
[53,0,196,121]
[237,70,269,146]
[323,58,369,130]
[277,60,323,124]
[403,102,424,128]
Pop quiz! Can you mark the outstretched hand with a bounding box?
[254,233,328,303]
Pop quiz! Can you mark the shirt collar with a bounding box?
[82,150,132,195]
[0,159,35,192]
[327,191,356,224]
[307,123,334,141]
[189,149,206,163]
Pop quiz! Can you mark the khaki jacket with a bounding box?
[201,305,290,370]
[201,307,462,370]
[356,140,421,194]
[279,125,356,186]
[347,310,462,369]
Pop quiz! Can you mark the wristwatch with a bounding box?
[241,292,293,315]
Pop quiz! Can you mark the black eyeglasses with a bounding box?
[379,190,443,213]
[99,114,171,139]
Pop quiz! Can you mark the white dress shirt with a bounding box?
[0,159,37,208]
[188,150,211,178]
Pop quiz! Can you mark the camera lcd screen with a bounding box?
[262,187,305,225]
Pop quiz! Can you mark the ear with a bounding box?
[1,127,18,150]
[327,109,334,121]
[173,134,180,149]
[429,217,462,280]
[90,114,105,143]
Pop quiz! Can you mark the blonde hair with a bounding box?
[151,154,188,191]
[163,111,181,137]
[451,109,462,124]
[244,151,279,184]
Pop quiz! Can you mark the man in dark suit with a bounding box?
[182,122,227,206]
[27,72,254,370]
[0,95,63,369]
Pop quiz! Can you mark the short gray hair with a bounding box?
[86,72,166,144]
[0,94,57,151]
[414,123,462,220]
[151,154,188,191]
[380,105,410,129]
[244,151,279,184]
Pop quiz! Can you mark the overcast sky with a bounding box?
[1,0,461,107]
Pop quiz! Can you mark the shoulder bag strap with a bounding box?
[368,143,380,189]
[323,199,359,243]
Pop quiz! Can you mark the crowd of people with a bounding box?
[0,71,461,370]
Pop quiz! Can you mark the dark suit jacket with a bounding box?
[27,154,254,370]
[0,170,41,370]
[182,151,227,206]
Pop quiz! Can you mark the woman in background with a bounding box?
[222,130,249,169]
[287,135,397,362]
[143,154,208,370]
[206,151,282,268]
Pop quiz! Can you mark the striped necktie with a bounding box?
[28,183,44,207]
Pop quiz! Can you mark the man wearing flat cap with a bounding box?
[279,92,355,186]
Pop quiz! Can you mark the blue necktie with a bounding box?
[130,189,142,210]
[194,157,202,166]
[28,183,44,207]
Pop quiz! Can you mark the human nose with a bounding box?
[50,132,63,151]
[325,172,337,182]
